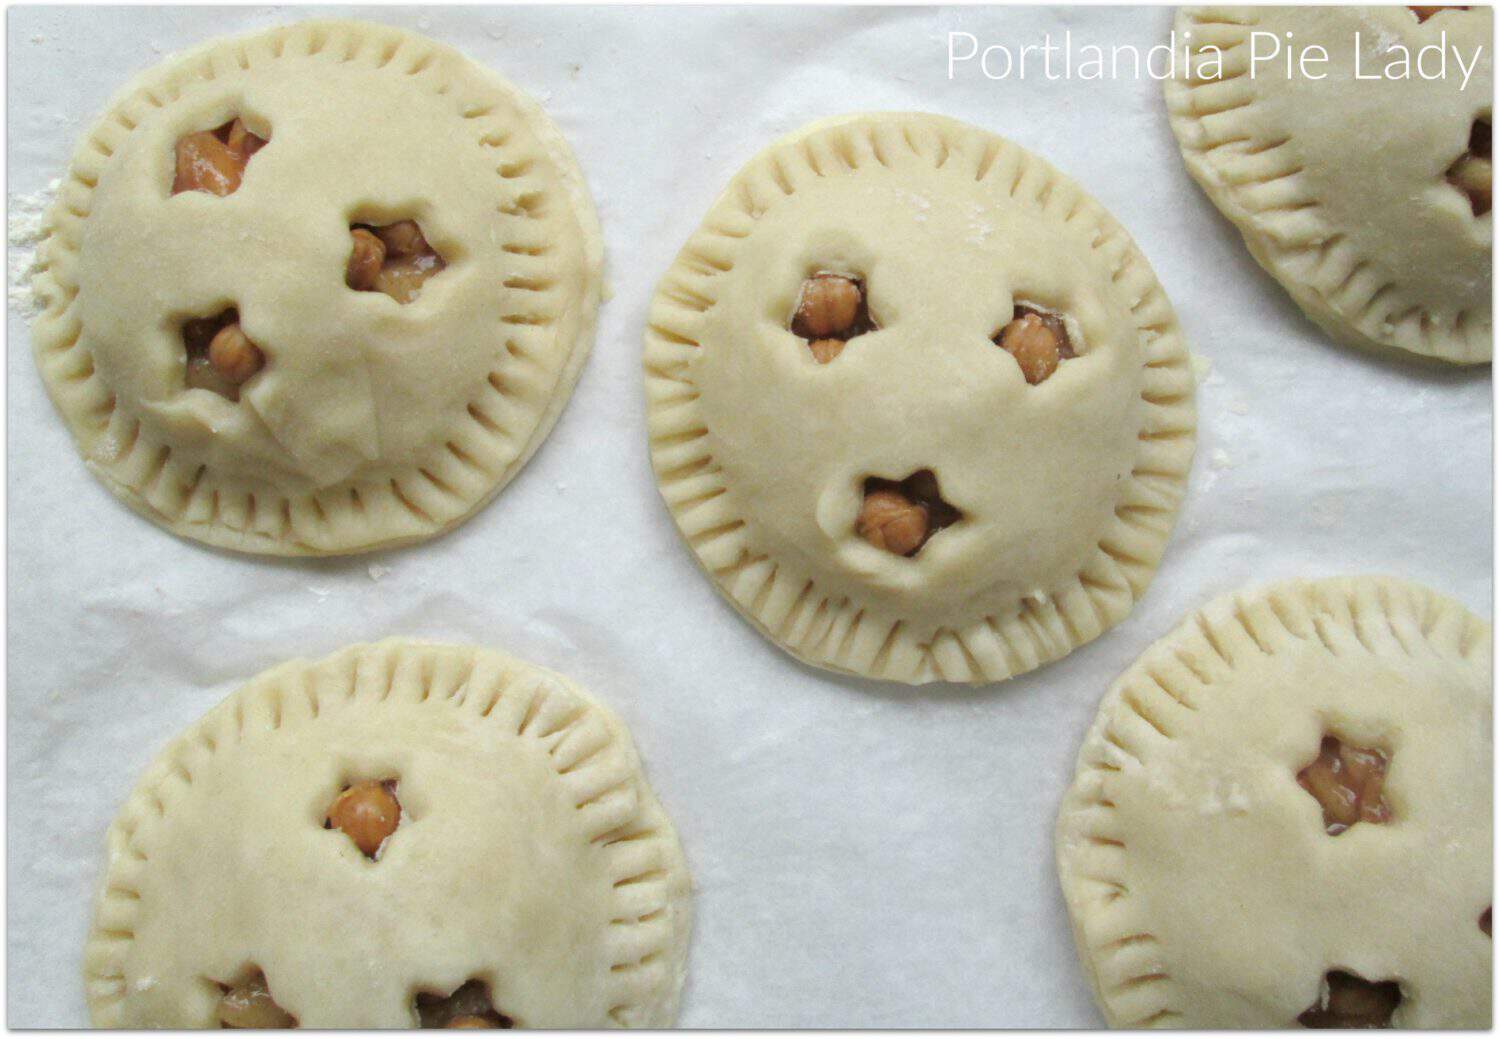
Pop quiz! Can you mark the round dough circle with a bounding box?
[1056,577,1492,1028]
[1165,6,1493,364]
[644,112,1196,685]
[32,20,603,554]
[83,640,691,1028]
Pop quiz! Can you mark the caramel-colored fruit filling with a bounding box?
[1410,6,1469,22]
[857,469,961,557]
[1447,116,1492,217]
[859,490,928,556]
[325,779,401,859]
[1297,736,1392,836]
[995,306,1075,385]
[416,980,514,1029]
[808,338,846,364]
[217,970,296,1029]
[790,273,877,363]
[346,220,447,303]
[182,309,265,401]
[173,119,267,197]
[1298,971,1401,1028]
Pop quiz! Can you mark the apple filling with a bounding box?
[346,221,447,303]
[173,119,267,197]
[857,470,961,557]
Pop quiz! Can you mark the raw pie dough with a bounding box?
[32,20,603,554]
[1165,7,1493,364]
[644,112,1196,685]
[83,641,691,1028]
[1056,577,1492,1028]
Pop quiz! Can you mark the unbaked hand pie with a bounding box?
[1166,7,1492,364]
[1056,577,1492,1028]
[31,20,602,555]
[644,112,1195,685]
[83,641,691,1027]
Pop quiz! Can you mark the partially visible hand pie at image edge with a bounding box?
[83,640,692,1028]
[1056,575,1492,1028]
[1165,6,1493,365]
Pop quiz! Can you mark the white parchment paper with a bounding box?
[6,5,1492,1028]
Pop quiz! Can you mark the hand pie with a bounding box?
[1166,7,1492,364]
[84,641,691,1027]
[31,20,603,554]
[644,112,1195,684]
[1057,577,1491,1028]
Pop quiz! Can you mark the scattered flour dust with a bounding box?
[966,202,995,246]
[8,179,57,319]
[903,189,932,224]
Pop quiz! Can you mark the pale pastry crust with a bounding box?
[1166,7,1493,364]
[1056,577,1492,1028]
[32,20,603,555]
[644,112,1195,685]
[83,641,691,1028]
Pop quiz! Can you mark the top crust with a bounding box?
[83,640,692,1028]
[644,112,1195,685]
[31,20,603,555]
[1056,576,1492,1028]
[1165,6,1493,364]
